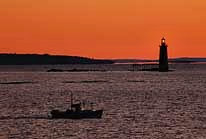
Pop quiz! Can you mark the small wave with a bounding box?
[63,80,108,84]
[0,116,50,120]
[0,81,36,85]
[128,80,145,83]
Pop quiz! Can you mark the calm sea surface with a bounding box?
[0,64,206,139]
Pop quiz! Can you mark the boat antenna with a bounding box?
[71,92,73,109]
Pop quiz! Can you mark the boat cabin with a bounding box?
[71,103,82,112]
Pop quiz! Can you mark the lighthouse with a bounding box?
[159,37,169,72]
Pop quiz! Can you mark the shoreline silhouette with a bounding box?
[0,53,113,65]
[0,53,205,65]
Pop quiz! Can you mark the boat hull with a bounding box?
[50,110,103,119]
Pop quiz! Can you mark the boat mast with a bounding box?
[71,93,73,109]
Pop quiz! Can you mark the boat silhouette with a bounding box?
[50,93,103,119]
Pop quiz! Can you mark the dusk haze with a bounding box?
[0,1,206,139]
[0,0,206,58]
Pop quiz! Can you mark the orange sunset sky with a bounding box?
[0,0,206,59]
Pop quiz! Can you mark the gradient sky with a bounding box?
[0,0,206,59]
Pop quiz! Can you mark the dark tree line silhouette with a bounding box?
[0,54,114,65]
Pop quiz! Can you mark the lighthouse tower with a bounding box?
[159,37,169,72]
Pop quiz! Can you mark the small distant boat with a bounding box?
[50,93,103,119]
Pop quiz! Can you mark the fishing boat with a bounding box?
[50,93,103,119]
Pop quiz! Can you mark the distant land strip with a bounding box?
[47,68,107,72]
[113,57,206,64]
[0,54,205,65]
[0,54,113,65]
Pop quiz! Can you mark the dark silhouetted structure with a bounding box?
[50,93,103,119]
[159,37,169,72]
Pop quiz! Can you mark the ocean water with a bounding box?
[0,64,206,139]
